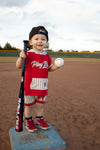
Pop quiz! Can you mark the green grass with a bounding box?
[0,50,100,58]
[0,57,100,63]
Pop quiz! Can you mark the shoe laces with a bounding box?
[27,119,34,127]
[38,118,47,125]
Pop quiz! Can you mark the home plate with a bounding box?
[9,124,67,150]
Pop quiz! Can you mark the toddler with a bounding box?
[16,26,63,132]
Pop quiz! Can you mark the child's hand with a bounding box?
[19,51,26,59]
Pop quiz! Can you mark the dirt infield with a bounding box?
[0,61,100,150]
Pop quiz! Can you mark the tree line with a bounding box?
[0,42,19,50]
[0,42,99,53]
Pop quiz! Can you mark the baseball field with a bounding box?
[0,57,100,150]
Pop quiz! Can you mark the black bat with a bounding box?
[15,40,28,132]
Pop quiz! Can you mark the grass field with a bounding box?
[1,50,100,59]
[0,57,100,63]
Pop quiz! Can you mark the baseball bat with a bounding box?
[15,40,28,132]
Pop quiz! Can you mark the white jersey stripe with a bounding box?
[30,78,48,90]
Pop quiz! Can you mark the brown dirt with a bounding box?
[0,62,100,150]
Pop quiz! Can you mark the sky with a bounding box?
[0,0,100,52]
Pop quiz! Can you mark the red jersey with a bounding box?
[24,49,53,96]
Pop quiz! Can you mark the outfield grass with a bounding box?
[0,57,100,63]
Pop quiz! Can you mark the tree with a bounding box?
[3,42,12,50]
[66,50,70,53]
[58,49,63,52]
[45,42,49,49]
[0,45,2,50]
[12,46,18,50]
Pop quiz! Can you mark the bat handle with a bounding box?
[22,40,29,75]
[23,40,29,55]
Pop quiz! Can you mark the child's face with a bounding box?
[29,34,47,52]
